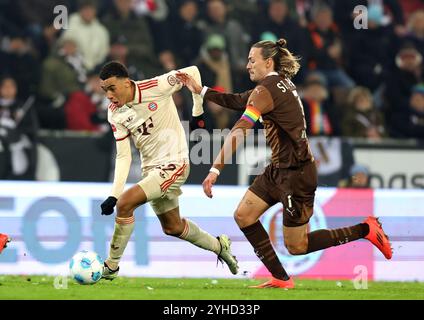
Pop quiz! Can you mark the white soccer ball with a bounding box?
[69,250,103,285]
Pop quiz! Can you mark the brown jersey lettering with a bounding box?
[258,75,313,168]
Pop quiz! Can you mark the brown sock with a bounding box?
[240,220,290,281]
[306,223,369,254]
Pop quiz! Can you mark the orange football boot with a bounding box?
[363,216,392,259]
[249,276,295,289]
[0,233,11,254]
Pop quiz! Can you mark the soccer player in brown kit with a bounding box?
[177,38,392,289]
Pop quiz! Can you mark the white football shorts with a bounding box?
[137,159,189,215]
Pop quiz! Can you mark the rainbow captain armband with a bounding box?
[241,105,261,125]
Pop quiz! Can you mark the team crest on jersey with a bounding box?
[148,102,158,111]
[167,75,180,86]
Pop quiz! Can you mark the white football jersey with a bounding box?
[107,70,188,168]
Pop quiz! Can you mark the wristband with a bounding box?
[200,86,209,98]
[209,167,220,176]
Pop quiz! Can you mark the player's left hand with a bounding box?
[202,172,218,198]
[101,196,117,215]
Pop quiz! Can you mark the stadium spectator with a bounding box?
[0,31,40,98]
[403,10,424,59]
[307,4,355,90]
[38,35,86,129]
[166,0,203,67]
[390,83,424,139]
[384,43,423,117]
[348,4,398,93]
[334,0,405,38]
[61,0,110,72]
[285,0,334,27]
[253,0,309,82]
[198,0,250,90]
[339,163,371,188]
[0,76,38,180]
[133,0,169,21]
[105,36,144,81]
[196,34,233,92]
[131,0,174,73]
[158,50,179,72]
[301,72,340,136]
[342,86,386,139]
[64,70,109,132]
[283,0,310,27]
[400,0,424,21]
[1,0,423,188]
[225,0,258,35]
[301,72,353,186]
[14,0,75,59]
[102,0,162,78]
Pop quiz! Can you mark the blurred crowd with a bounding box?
[1,0,424,180]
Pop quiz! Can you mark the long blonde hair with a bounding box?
[252,38,301,79]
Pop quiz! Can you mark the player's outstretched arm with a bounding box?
[203,86,273,198]
[101,138,132,215]
[176,72,251,111]
[203,122,248,198]
[177,66,204,117]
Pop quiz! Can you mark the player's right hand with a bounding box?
[176,72,202,94]
[202,172,218,198]
[101,196,117,215]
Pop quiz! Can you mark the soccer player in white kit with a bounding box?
[98,61,238,279]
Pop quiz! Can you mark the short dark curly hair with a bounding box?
[99,61,129,80]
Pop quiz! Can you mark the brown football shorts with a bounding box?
[249,160,318,227]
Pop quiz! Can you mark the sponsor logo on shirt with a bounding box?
[148,102,158,111]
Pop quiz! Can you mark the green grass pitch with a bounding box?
[0,276,423,300]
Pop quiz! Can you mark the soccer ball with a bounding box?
[69,250,103,285]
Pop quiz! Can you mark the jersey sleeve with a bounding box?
[156,70,185,96]
[108,114,130,141]
[204,88,252,111]
[238,85,274,127]
[210,87,272,173]
[157,66,204,116]
[110,137,132,198]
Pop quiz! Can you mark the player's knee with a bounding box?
[162,224,184,237]
[285,242,308,255]
[116,199,134,218]
[234,210,251,228]
[233,210,242,225]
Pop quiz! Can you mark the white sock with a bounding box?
[105,215,135,270]
[179,218,221,254]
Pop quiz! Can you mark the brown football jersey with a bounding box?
[257,75,314,168]
[204,75,314,168]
